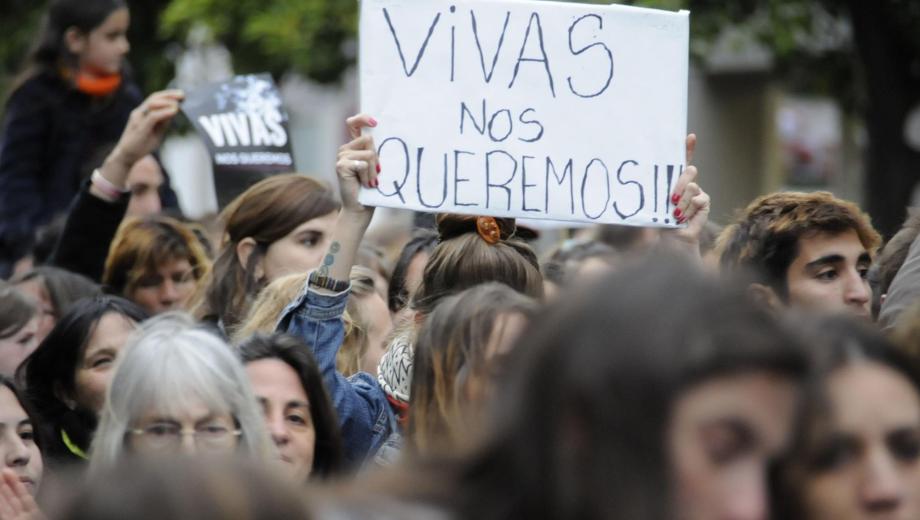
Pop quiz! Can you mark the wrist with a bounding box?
[90,168,130,202]
[340,207,374,226]
[106,146,137,173]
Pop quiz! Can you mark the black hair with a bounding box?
[388,229,439,314]
[10,0,127,95]
[770,315,920,519]
[238,333,343,479]
[542,240,617,286]
[0,376,46,457]
[17,295,147,466]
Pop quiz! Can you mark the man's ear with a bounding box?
[236,238,264,281]
[64,27,86,56]
[747,283,783,312]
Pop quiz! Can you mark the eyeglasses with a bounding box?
[128,423,242,452]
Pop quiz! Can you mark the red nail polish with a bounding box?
[368,117,378,127]
[671,194,680,205]
[674,208,682,218]
[376,163,381,174]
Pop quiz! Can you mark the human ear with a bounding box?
[747,283,783,312]
[64,27,86,55]
[53,382,76,411]
[236,238,264,281]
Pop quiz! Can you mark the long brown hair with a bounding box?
[408,283,538,456]
[192,174,340,329]
[411,214,543,315]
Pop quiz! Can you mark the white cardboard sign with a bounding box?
[358,0,689,226]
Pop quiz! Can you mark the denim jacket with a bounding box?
[276,281,396,467]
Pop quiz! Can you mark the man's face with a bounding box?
[785,229,871,317]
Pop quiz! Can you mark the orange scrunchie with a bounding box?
[476,216,502,245]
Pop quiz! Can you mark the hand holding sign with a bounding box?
[663,133,712,256]
[358,0,690,227]
[112,90,185,170]
[93,90,184,199]
[336,114,381,217]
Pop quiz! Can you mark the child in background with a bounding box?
[0,0,173,276]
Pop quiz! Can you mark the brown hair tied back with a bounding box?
[435,214,516,244]
[412,214,542,315]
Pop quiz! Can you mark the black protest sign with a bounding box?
[182,74,295,207]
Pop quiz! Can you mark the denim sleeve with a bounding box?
[276,280,393,467]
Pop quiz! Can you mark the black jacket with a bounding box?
[0,72,180,274]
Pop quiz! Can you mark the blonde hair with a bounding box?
[230,273,307,343]
[231,267,382,377]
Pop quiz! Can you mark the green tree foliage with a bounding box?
[0,0,45,93]
[160,0,357,84]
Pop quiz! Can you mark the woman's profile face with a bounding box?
[0,386,42,495]
[798,362,920,520]
[72,312,136,415]
[261,212,338,283]
[73,8,130,75]
[669,371,798,520]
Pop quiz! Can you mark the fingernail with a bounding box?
[674,208,682,218]
[671,194,680,205]
[373,179,379,188]
[369,117,378,127]
[376,163,381,174]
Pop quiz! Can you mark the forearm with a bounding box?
[315,209,374,290]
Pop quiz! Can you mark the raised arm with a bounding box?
[50,90,184,280]
[315,113,380,286]
[276,115,391,465]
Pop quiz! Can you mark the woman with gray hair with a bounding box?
[90,313,275,473]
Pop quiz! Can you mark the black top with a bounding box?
[0,72,140,261]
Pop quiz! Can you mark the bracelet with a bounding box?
[308,271,350,293]
[91,168,130,200]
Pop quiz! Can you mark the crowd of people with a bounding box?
[0,0,919,519]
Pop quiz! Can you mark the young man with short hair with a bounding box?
[717,191,882,318]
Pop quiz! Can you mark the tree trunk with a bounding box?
[848,0,920,238]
